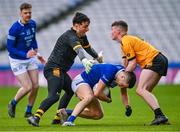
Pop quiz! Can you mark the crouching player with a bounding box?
[62,63,136,126]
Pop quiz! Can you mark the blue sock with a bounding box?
[66,109,73,116]
[11,99,17,106]
[26,105,33,113]
[67,115,76,123]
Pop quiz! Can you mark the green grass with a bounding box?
[0,85,180,131]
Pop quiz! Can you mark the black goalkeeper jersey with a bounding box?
[45,28,92,72]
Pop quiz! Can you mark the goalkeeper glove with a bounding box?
[82,58,94,73]
[96,51,103,63]
[125,105,132,117]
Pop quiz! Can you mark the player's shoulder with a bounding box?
[122,35,139,47]
[28,19,36,26]
[9,20,22,33]
[103,63,124,72]
[63,29,76,37]
[124,35,143,41]
[122,35,133,41]
[98,63,117,70]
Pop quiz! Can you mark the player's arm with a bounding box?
[74,45,93,73]
[120,88,129,106]
[122,57,128,67]
[120,47,128,67]
[121,42,136,71]
[120,88,132,117]
[125,58,136,72]
[31,32,46,64]
[84,46,104,63]
[32,21,38,50]
[94,80,112,103]
[82,36,103,63]
[7,27,27,58]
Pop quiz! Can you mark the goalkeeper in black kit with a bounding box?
[27,12,103,127]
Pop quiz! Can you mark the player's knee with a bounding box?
[23,83,33,93]
[136,86,149,96]
[84,95,94,104]
[136,88,144,96]
[48,94,60,103]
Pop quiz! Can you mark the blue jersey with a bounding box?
[7,19,38,60]
[81,64,125,88]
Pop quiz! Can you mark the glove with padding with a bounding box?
[82,58,94,73]
[125,105,132,117]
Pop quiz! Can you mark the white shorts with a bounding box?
[71,74,90,93]
[9,56,38,76]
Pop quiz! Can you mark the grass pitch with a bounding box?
[0,85,180,131]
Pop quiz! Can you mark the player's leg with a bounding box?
[27,68,64,127]
[136,69,168,125]
[8,71,33,118]
[24,58,39,117]
[136,69,161,110]
[25,69,39,117]
[137,53,168,125]
[52,73,74,124]
[78,97,104,120]
[63,83,94,126]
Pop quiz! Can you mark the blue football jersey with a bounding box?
[81,63,125,88]
[7,19,38,60]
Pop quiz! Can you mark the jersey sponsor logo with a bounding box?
[24,34,34,40]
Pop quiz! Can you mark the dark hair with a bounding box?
[126,71,136,88]
[73,12,90,25]
[20,3,32,11]
[111,20,128,32]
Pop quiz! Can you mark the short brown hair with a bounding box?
[20,3,32,11]
[111,20,128,32]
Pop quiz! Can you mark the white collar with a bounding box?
[18,19,24,26]
[115,69,125,78]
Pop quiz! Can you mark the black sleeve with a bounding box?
[68,32,82,50]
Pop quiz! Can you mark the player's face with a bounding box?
[76,21,89,37]
[111,26,120,41]
[115,72,129,88]
[20,8,32,23]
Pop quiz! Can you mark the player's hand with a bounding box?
[106,98,112,103]
[37,53,46,65]
[27,49,36,58]
[125,105,132,117]
[96,51,103,63]
[82,58,94,73]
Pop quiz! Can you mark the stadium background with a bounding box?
[0,0,180,131]
[0,0,180,86]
